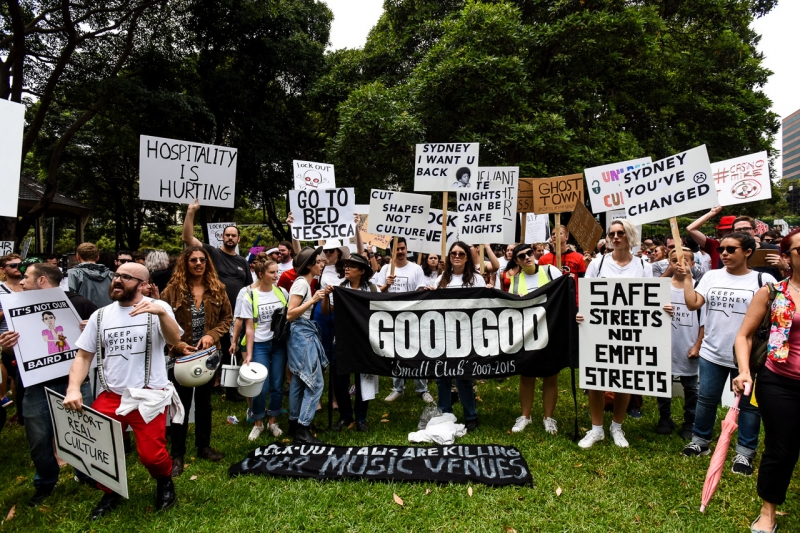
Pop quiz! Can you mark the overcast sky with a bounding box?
[325,1,800,174]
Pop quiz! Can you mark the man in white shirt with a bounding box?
[64,262,183,520]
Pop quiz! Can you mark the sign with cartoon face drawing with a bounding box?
[293,160,336,191]
[711,152,771,207]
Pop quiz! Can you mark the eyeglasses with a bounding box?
[112,272,144,283]
[343,265,363,270]
[117,259,131,264]
[450,251,467,259]
[188,257,207,264]
[608,231,626,238]
[516,250,535,261]
[324,249,337,254]
[716,246,742,255]
[4,263,21,269]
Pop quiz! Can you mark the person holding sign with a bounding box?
[506,243,563,435]
[676,232,775,476]
[64,261,183,520]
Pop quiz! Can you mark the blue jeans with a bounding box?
[435,379,477,421]
[289,372,323,426]
[23,379,94,489]
[251,339,286,419]
[392,378,429,393]
[693,357,760,458]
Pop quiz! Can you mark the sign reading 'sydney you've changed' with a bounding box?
[578,279,672,398]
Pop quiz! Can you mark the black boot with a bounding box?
[288,419,298,437]
[155,476,177,511]
[293,424,322,444]
[91,492,122,520]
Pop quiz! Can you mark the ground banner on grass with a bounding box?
[334,276,577,379]
[229,443,532,486]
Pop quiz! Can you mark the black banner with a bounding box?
[229,443,532,486]
[334,276,578,379]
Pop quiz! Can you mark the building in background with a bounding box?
[784,109,800,181]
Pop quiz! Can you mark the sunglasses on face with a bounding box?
[516,249,535,261]
[118,259,131,264]
[450,251,467,259]
[5,263,21,269]
[188,257,207,264]
[716,246,742,255]
[112,272,144,283]
[608,231,626,238]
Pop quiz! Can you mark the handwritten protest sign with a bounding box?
[531,174,584,215]
[567,201,604,253]
[349,205,393,250]
[293,160,335,191]
[0,241,13,255]
[139,135,237,208]
[367,190,431,238]
[207,222,239,254]
[407,208,459,255]
[517,178,534,213]
[414,143,479,192]
[622,145,716,225]
[457,180,504,244]
[524,214,551,244]
[584,157,652,214]
[0,288,86,386]
[477,167,519,243]
[579,278,672,398]
[0,99,25,218]
[46,389,128,498]
[288,188,355,241]
[711,151,771,206]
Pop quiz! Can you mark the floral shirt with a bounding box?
[767,280,794,363]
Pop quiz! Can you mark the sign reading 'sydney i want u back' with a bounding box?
[139,135,238,208]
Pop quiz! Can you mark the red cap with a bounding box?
[716,215,736,231]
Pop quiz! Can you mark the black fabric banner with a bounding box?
[228,443,532,486]
[333,275,578,379]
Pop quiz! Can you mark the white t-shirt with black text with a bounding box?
[670,285,702,376]
[239,287,288,342]
[372,262,426,293]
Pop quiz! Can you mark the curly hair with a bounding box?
[438,241,478,288]
[165,245,227,301]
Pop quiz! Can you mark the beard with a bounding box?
[109,281,138,302]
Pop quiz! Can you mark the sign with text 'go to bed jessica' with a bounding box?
[288,188,356,241]
[139,135,238,208]
[578,278,672,398]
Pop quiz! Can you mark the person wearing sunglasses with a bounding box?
[677,232,776,476]
[161,246,233,476]
[115,250,133,269]
[0,254,24,422]
[67,243,115,308]
[505,243,563,435]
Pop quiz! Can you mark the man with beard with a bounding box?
[0,263,96,506]
[63,261,183,520]
[182,199,247,398]
[67,243,114,307]
[1,254,25,422]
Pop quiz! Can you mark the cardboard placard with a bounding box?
[456,180,505,244]
[531,174,584,215]
[622,145,717,226]
[0,99,25,218]
[46,389,129,498]
[579,278,672,398]
[517,178,534,213]
[567,201,604,253]
[139,135,237,208]
[0,288,87,386]
[477,167,519,243]
[524,214,551,244]
[414,143,480,192]
[367,190,431,238]
[712,151,770,207]
[407,208,459,255]
[773,219,789,237]
[584,157,652,214]
[207,222,239,254]
[750,249,779,268]
[293,160,336,191]
[288,188,356,241]
[349,204,393,250]
[0,241,13,255]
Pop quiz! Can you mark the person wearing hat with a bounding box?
[266,247,282,263]
[286,246,333,444]
[324,253,377,432]
[687,206,734,270]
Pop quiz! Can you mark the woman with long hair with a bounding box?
[734,228,800,533]
[421,254,440,287]
[677,232,775,476]
[161,245,232,476]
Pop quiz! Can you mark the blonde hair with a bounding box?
[608,219,640,248]
[252,253,277,278]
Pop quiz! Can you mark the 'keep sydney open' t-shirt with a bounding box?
[238,287,288,342]
[372,262,425,293]
[670,285,702,377]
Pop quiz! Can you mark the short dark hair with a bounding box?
[395,237,407,247]
[117,249,132,258]
[723,232,757,257]
[223,225,240,237]
[456,167,470,180]
[279,241,294,257]
[29,263,63,286]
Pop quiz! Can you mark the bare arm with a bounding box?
[484,245,500,273]
[182,199,203,247]
[688,326,704,358]
[244,319,254,365]
[63,349,94,411]
[130,300,182,346]
[287,286,327,321]
[733,286,770,393]
[674,264,704,311]
[355,213,365,256]
[286,213,301,255]
[686,206,722,249]
[230,317,243,356]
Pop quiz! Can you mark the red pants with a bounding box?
[92,391,172,491]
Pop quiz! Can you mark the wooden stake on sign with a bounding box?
[555,213,562,270]
[479,244,485,275]
[441,192,449,259]
[390,236,399,276]
[417,253,423,265]
[669,217,684,269]
[520,213,527,243]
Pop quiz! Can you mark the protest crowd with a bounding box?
[1,147,799,533]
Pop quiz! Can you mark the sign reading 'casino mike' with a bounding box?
[334,277,577,379]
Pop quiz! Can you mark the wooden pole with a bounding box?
[441,192,449,259]
[520,213,527,243]
[555,213,562,270]
[669,216,684,269]
[417,253,423,265]
[480,244,485,275]
[390,236,399,276]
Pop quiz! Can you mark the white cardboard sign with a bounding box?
[579,278,672,398]
[0,288,85,386]
[457,180,505,244]
[207,222,239,254]
[288,188,356,241]
[711,151,771,207]
[46,388,129,498]
[0,99,25,218]
[293,160,335,191]
[414,143,479,192]
[524,213,550,244]
[623,145,717,225]
[584,157,652,214]
[0,241,14,255]
[407,208,459,255]
[477,166,519,243]
[367,190,431,238]
[138,135,237,208]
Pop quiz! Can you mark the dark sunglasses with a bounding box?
[716,246,741,255]
[450,251,467,259]
[608,231,626,238]
[763,238,773,242]
[516,249,535,261]
[117,258,132,264]
[188,257,207,264]
[5,262,21,269]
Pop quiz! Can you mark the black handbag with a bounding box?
[270,286,290,343]
[746,282,778,373]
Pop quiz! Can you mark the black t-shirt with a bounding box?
[66,291,99,320]
[203,244,250,307]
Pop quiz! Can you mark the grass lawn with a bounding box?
[1,374,798,532]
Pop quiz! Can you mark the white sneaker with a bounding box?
[578,429,605,449]
[610,426,629,448]
[511,416,532,433]
[543,417,558,435]
[421,392,434,404]
[248,424,264,442]
[267,423,283,437]
[385,391,403,402]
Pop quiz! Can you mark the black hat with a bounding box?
[294,246,323,275]
[340,253,373,281]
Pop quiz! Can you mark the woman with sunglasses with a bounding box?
[434,242,485,431]
[677,232,776,476]
[734,229,800,533]
[161,245,233,476]
[506,243,563,434]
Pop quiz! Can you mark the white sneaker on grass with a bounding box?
[248,424,264,442]
[511,416,532,433]
[421,392,434,404]
[610,426,629,447]
[267,423,283,437]
[385,391,403,402]
[543,417,558,435]
[578,429,604,449]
